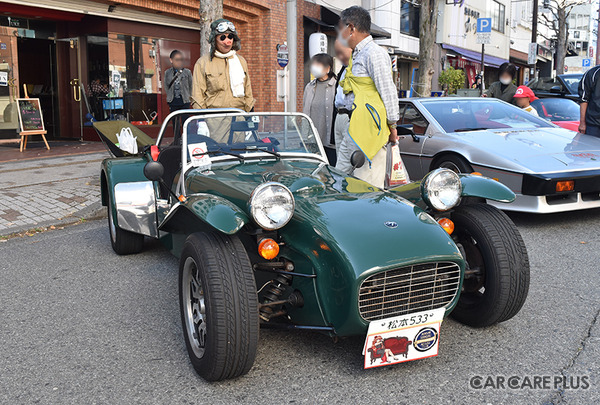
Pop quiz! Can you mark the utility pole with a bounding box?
[286,0,297,112]
[531,0,539,78]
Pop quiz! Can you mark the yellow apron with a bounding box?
[340,57,390,161]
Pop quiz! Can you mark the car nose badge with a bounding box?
[384,221,398,229]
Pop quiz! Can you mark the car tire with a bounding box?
[107,199,144,255]
[433,154,473,174]
[179,232,259,382]
[450,204,530,327]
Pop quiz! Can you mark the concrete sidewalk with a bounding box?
[0,151,110,236]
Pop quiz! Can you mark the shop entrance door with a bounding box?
[56,37,84,140]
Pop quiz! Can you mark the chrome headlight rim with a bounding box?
[421,168,462,212]
[248,181,295,230]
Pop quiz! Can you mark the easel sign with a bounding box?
[16,97,49,152]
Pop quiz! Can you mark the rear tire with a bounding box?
[179,232,259,381]
[433,154,472,174]
[450,204,529,327]
[107,199,144,255]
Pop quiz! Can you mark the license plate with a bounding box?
[363,307,445,369]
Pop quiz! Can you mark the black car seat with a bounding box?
[156,145,182,199]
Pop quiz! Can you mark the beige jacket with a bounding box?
[191,53,255,111]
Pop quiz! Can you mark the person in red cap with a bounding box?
[513,85,539,117]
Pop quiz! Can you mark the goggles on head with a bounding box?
[216,21,236,33]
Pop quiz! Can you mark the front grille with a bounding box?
[358,262,461,321]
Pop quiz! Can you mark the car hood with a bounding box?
[184,158,462,270]
[455,127,600,173]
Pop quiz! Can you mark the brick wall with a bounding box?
[223,0,287,112]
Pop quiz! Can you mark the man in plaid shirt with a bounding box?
[335,6,400,188]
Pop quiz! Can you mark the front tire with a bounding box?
[179,232,259,381]
[107,199,144,255]
[450,204,530,327]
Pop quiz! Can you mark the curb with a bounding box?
[0,201,107,238]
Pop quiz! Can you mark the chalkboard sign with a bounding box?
[17,98,45,132]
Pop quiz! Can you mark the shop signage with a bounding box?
[276,44,289,68]
[0,43,6,50]
[0,72,7,87]
[528,43,537,65]
[0,17,28,29]
[17,98,45,132]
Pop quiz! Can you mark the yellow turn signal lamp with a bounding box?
[258,238,280,260]
[471,172,482,176]
[556,180,574,192]
[438,218,455,235]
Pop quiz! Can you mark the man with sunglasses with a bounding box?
[191,19,254,119]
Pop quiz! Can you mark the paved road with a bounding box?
[0,210,598,404]
[0,152,108,235]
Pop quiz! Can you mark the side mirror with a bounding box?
[397,124,420,143]
[143,160,165,182]
[350,150,366,169]
[549,85,563,94]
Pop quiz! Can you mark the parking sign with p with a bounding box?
[477,18,492,33]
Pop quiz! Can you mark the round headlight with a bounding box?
[249,182,295,230]
[421,169,462,211]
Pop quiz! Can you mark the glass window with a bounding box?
[421,99,553,132]
[531,99,580,122]
[400,1,420,37]
[180,114,323,160]
[492,1,506,33]
[108,34,160,124]
[402,104,429,135]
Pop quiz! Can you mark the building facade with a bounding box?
[435,0,512,90]
[0,0,325,141]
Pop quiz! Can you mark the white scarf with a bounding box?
[214,50,245,98]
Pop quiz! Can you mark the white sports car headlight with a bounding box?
[249,182,295,230]
[421,169,462,211]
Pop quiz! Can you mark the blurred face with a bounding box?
[216,33,234,53]
[515,97,529,108]
[499,73,513,85]
[310,62,330,80]
[334,39,352,66]
[170,54,184,69]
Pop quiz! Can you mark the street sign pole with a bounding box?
[480,44,485,96]
[476,18,492,96]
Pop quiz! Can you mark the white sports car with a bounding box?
[396,97,600,213]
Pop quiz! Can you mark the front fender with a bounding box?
[459,174,515,203]
[159,193,249,235]
[389,174,515,209]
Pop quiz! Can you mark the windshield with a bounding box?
[181,113,324,166]
[561,75,582,94]
[531,98,580,122]
[421,99,554,132]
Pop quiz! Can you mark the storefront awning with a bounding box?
[442,44,509,68]
[320,6,392,39]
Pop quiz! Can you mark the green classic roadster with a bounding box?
[99,109,529,380]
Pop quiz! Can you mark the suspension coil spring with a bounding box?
[259,271,293,322]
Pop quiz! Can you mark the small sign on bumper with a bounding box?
[363,308,445,369]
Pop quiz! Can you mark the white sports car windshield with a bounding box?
[421,99,554,133]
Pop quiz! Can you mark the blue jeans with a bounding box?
[585,124,600,137]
